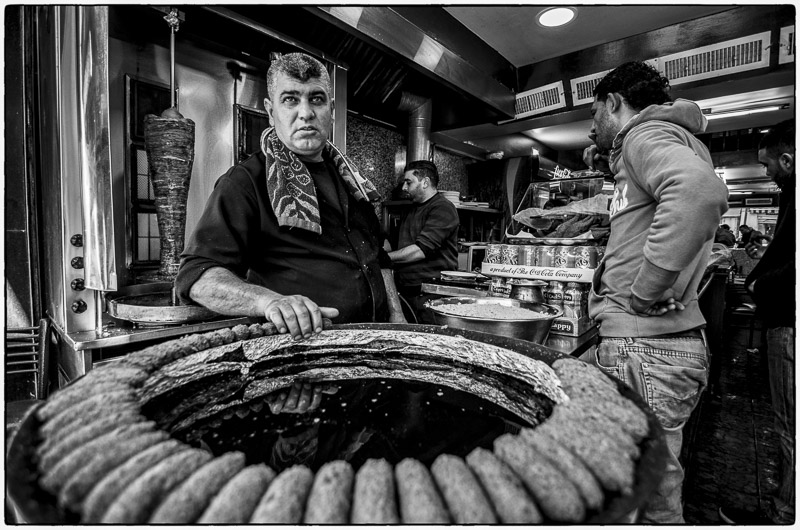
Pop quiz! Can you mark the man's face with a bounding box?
[588,95,618,151]
[265,72,333,162]
[401,171,427,203]
[757,147,794,190]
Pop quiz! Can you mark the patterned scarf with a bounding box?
[261,127,381,235]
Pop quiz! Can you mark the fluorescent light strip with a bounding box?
[705,106,785,120]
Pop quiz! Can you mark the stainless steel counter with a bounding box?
[56,314,254,352]
[52,314,254,382]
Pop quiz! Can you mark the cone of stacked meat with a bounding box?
[143,106,195,280]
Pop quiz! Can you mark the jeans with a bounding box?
[765,327,795,524]
[580,333,709,524]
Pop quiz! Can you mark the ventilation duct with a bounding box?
[398,91,432,163]
[498,80,566,123]
[657,31,771,86]
[571,70,612,106]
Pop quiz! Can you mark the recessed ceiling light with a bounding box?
[537,7,576,27]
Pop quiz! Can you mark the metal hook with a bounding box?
[163,8,181,108]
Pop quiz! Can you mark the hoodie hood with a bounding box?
[610,99,708,167]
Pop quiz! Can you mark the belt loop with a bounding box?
[700,328,709,353]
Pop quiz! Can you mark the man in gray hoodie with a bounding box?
[581,61,729,524]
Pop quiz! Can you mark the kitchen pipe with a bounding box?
[398,91,432,163]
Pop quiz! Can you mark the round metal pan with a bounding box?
[425,296,562,344]
[105,282,218,325]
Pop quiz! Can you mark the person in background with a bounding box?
[714,223,736,247]
[737,224,752,247]
[735,224,767,248]
[175,52,406,414]
[581,61,729,524]
[719,119,795,525]
[388,160,459,320]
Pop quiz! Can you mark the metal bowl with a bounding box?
[425,296,563,344]
[508,279,547,303]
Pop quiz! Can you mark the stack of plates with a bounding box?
[440,270,481,281]
[440,190,461,206]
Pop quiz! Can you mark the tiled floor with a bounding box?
[682,315,782,524]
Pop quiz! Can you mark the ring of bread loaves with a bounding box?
[22,322,658,524]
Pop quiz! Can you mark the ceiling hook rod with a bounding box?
[163,8,181,109]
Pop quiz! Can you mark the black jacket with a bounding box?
[175,152,391,323]
[745,181,795,328]
[394,193,459,288]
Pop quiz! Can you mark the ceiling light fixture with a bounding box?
[704,104,789,121]
[537,7,576,27]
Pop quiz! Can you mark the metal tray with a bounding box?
[105,282,218,325]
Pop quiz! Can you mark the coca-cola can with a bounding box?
[596,246,606,262]
[554,246,576,268]
[485,244,503,264]
[501,244,519,265]
[537,245,556,267]
[518,245,535,266]
[575,246,598,269]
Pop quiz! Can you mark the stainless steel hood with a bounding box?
[172,5,518,136]
[36,5,117,338]
[313,6,516,120]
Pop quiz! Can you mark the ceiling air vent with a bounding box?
[513,80,566,120]
[657,31,771,86]
[745,197,773,206]
[779,25,795,64]
[570,70,611,106]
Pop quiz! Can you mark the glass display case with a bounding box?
[507,167,611,243]
[483,166,613,337]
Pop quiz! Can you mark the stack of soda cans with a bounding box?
[485,243,602,269]
[483,243,604,300]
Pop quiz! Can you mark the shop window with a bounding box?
[125,75,171,269]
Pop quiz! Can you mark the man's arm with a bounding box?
[624,124,729,310]
[380,268,407,323]
[389,201,459,266]
[190,266,339,339]
[387,244,425,264]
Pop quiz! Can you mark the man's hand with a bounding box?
[582,145,611,172]
[631,296,685,316]
[745,241,766,260]
[266,381,340,414]
[261,295,339,340]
